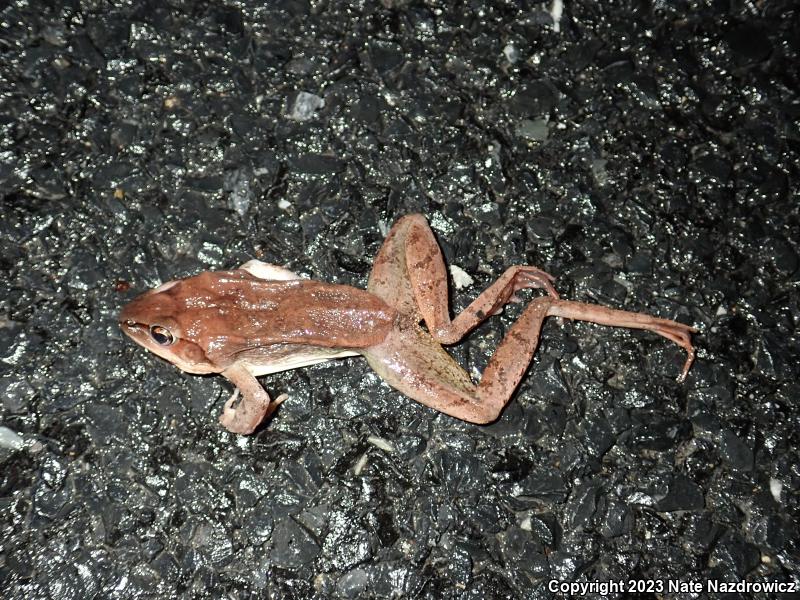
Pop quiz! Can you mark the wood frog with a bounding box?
[120,214,696,434]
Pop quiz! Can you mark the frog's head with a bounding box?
[119,279,221,375]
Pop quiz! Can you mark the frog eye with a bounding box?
[149,325,175,346]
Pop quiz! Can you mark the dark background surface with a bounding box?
[2,0,798,598]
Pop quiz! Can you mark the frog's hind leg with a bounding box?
[368,214,558,342]
[365,296,696,424]
[547,299,697,382]
[363,302,554,424]
[367,214,433,319]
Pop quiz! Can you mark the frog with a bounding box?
[119,214,696,434]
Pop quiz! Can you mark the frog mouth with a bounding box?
[119,319,152,345]
[119,319,143,335]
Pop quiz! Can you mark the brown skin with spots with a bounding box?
[120,214,697,434]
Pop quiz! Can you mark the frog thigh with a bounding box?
[239,259,301,281]
[363,325,483,420]
[367,214,442,317]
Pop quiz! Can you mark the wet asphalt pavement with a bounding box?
[1,1,799,598]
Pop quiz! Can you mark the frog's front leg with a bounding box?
[218,364,287,434]
[238,259,301,281]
